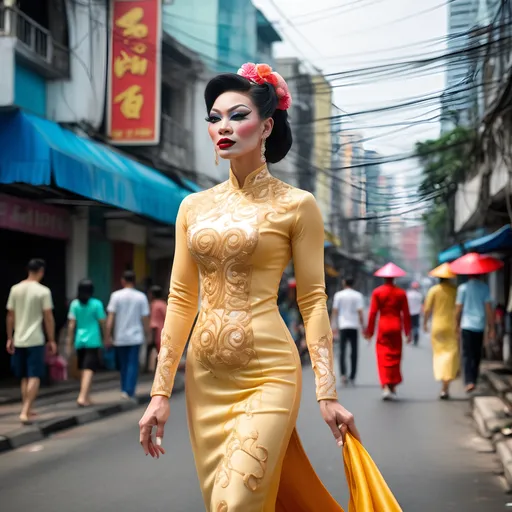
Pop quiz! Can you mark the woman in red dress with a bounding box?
[365,264,412,400]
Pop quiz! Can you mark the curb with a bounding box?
[0,378,184,455]
[472,396,512,438]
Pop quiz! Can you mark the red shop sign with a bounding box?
[0,194,70,240]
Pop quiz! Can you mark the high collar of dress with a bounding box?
[229,164,270,190]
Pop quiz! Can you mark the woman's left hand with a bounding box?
[319,399,361,447]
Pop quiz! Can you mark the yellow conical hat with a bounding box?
[429,263,456,279]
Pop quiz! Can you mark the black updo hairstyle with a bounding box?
[204,73,292,164]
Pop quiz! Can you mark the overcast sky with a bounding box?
[254,0,448,192]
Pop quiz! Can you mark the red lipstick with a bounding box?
[217,138,235,150]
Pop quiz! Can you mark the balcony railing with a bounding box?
[0,5,70,78]
[160,113,192,169]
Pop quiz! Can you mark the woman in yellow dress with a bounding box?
[423,263,460,399]
[138,63,399,511]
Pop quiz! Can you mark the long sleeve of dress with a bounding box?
[151,197,199,398]
[291,193,337,401]
[366,291,379,338]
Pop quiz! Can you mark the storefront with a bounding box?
[0,110,196,378]
[0,194,70,378]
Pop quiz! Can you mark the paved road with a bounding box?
[0,334,508,511]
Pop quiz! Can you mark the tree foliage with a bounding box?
[415,126,476,258]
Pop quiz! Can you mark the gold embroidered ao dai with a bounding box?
[151,165,343,511]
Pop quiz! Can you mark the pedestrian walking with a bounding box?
[406,281,423,346]
[331,277,364,385]
[138,64,402,510]
[365,263,411,401]
[450,253,503,393]
[106,270,150,400]
[66,279,107,407]
[423,263,459,399]
[146,285,166,372]
[5,258,57,424]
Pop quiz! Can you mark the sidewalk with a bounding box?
[0,371,120,405]
[468,360,512,492]
[0,373,185,454]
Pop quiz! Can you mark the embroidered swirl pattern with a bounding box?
[216,501,228,512]
[308,334,338,399]
[151,333,179,397]
[215,392,268,492]
[187,167,293,373]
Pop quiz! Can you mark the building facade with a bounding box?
[272,57,315,192]
[312,75,333,225]
[441,0,493,132]
[163,0,280,73]
[0,0,198,379]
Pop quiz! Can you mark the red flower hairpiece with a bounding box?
[237,62,292,111]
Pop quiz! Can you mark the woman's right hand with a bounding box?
[139,395,170,458]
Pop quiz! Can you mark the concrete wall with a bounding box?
[0,39,48,117]
[193,73,230,185]
[0,39,15,108]
[163,0,219,69]
[14,62,47,117]
[66,207,89,300]
[454,172,482,232]
[218,0,257,71]
[47,0,107,129]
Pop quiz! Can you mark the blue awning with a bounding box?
[183,179,203,193]
[0,111,190,224]
[438,225,512,263]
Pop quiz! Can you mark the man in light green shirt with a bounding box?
[6,259,57,424]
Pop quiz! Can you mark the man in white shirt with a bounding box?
[331,277,365,385]
[107,270,150,399]
[406,282,423,346]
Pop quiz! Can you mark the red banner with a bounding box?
[0,194,70,240]
[107,0,161,145]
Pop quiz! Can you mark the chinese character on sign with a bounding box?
[114,50,148,78]
[114,85,144,119]
[115,7,148,38]
[131,42,148,55]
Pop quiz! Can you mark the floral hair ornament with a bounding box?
[237,62,292,111]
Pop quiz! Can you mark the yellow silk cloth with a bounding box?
[344,434,403,511]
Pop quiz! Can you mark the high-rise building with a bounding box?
[338,131,366,251]
[442,0,479,132]
[312,75,333,225]
[364,150,383,216]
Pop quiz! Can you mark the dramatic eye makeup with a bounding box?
[205,114,221,123]
[205,104,252,123]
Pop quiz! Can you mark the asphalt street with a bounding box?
[0,334,509,511]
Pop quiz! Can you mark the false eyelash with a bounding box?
[205,116,220,123]
[230,112,249,120]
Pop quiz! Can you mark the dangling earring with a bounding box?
[261,138,266,163]
[214,147,219,166]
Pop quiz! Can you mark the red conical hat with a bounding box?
[449,252,503,275]
[374,262,407,278]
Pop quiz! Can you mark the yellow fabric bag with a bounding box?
[343,434,403,511]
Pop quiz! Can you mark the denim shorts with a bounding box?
[11,345,46,379]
